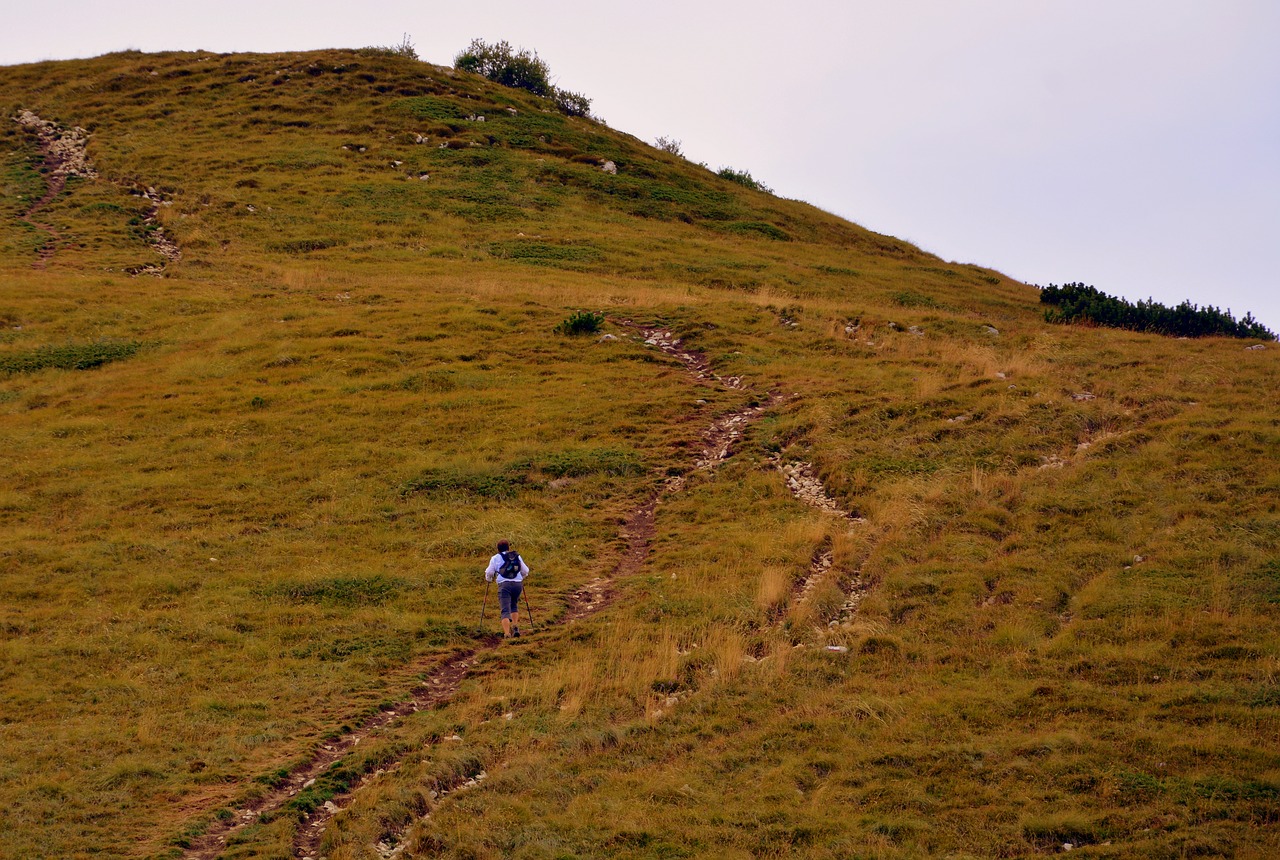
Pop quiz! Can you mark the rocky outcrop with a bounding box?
[13,110,98,180]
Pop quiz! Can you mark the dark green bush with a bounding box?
[454,39,592,118]
[555,310,605,335]
[553,88,592,118]
[455,39,552,96]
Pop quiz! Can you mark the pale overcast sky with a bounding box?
[4,1,1277,330]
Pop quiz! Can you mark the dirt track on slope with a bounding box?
[182,323,775,860]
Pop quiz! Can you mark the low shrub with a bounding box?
[454,39,592,118]
[716,167,772,194]
[554,310,605,336]
[401,468,529,499]
[654,136,683,156]
[358,34,418,60]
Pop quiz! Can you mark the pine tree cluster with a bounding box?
[1039,282,1275,340]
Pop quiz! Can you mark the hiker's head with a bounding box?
[497,539,510,553]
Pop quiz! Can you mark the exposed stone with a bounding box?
[601,160,617,174]
[13,110,98,180]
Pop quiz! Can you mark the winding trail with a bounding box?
[182,322,776,859]
[184,321,878,859]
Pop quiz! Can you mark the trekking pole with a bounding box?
[478,579,491,633]
[522,582,536,631]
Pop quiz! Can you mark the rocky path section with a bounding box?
[13,110,180,274]
[13,111,97,268]
[128,185,182,275]
[772,456,865,522]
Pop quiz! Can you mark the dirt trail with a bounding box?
[13,111,92,267]
[282,323,876,860]
[183,323,774,859]
[12,110,179,273]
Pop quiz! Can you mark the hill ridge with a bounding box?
[0,48,1276,860]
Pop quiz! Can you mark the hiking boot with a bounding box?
[512,627,521,638]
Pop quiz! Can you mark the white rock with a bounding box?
[984,325,1000,336]
[601,160,618,174]
[1245,344,1265,351]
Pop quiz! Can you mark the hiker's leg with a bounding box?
[499,583,516,637]
[510,583,522,630]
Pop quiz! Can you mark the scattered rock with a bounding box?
[908,325,923,336]
[983,325,1000,336]
[1245,344,1265,351]
[598,333,618,342]
[825,645,849,653]
[419,173,430,180]
[601,160,617,174]
[13,110,98,180]
[1071,393,1096,402]
[773,458,864,521]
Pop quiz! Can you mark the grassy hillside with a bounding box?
[1,49,1276,859]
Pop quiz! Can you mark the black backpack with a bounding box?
[498,550,523,580]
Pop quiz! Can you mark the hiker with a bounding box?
[485,539,530,638]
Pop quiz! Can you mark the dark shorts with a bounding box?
[498,580,523,619]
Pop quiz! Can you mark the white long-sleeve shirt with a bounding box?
[485,552,530,583]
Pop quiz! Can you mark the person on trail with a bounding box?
[485,539,530,638]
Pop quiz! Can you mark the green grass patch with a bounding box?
[0,340,144,374]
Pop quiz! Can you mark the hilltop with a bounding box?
[1,49,1277,859]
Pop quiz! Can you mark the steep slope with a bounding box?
[0,50,1276,860]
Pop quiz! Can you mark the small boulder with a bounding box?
[601,160,617,174]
